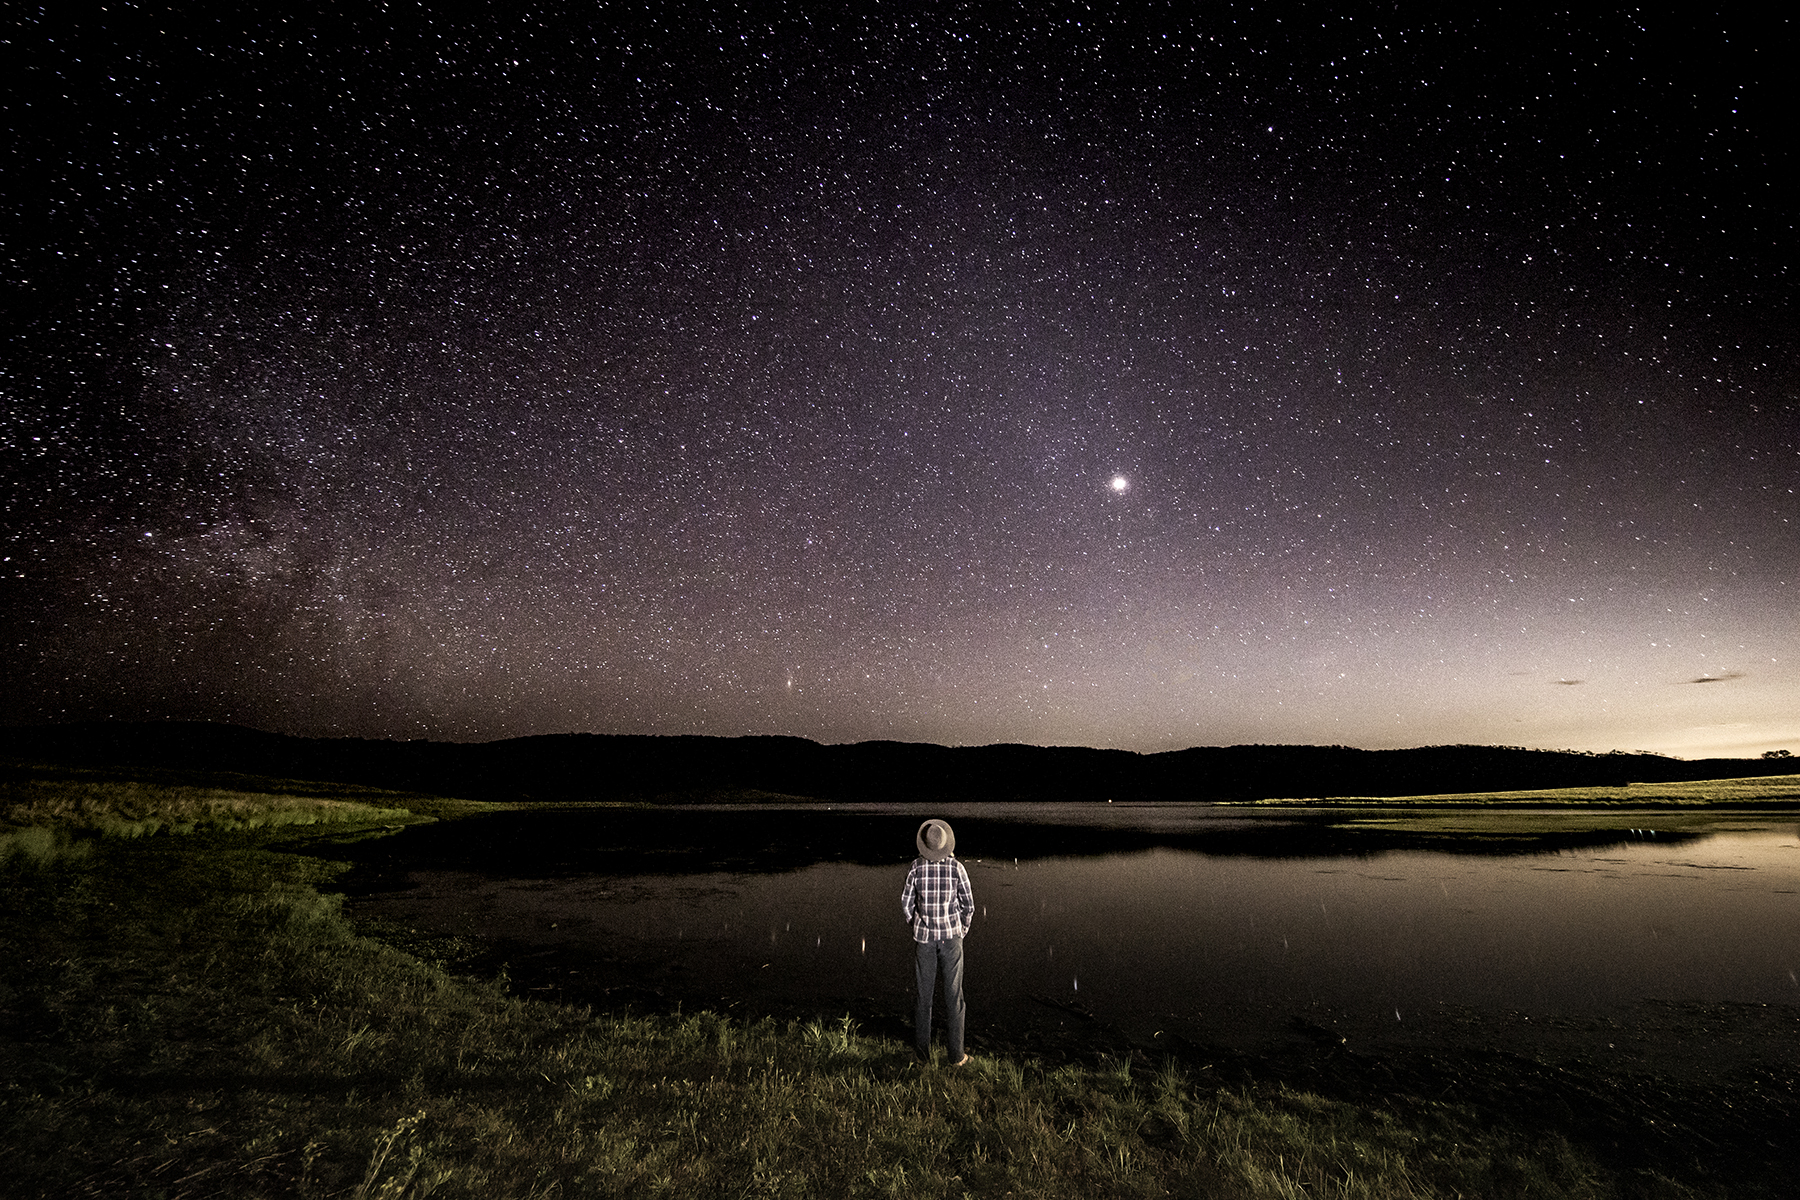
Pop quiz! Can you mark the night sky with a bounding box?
[5,6,1794,758]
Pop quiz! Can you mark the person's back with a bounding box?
[901,818,973,1064]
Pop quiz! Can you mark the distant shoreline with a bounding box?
[4,720,1796,807]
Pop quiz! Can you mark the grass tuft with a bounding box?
[0,823,71,864]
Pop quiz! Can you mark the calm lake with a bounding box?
[339,802,1800,1063]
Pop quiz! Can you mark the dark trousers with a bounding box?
[913,935,965,1060]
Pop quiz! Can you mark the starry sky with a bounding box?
[4,5,1795,758]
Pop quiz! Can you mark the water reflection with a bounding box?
[334,804,1800,1059]
[333,801,1720,880]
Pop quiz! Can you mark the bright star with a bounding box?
[1109,475,1130,493]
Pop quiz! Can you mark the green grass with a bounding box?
[1259,773,1800,807]
[0,774,1715,1198]
[0,762,513,862]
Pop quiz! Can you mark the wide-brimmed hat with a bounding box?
[916,818,955,862]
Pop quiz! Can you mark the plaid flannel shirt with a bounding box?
[900,855,974,942]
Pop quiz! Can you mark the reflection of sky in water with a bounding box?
[692,800,1280,833]
[361,823,1800,1048]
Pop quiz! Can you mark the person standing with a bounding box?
[901,818,974,1065]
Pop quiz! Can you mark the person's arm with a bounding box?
[955,861,974,936]
[900,862,919,924]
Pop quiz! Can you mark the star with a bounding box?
[2,8,1789,760]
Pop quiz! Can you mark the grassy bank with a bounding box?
[0,774,1733,1198]
[0,760,494,858]
[1260,773,1800,807]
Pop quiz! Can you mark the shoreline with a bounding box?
[367,911,1796,1191]
[9,765,1797,1196]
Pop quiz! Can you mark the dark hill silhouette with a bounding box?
[2,721,1792,804]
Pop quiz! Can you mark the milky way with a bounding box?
[4,7,1794,757]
